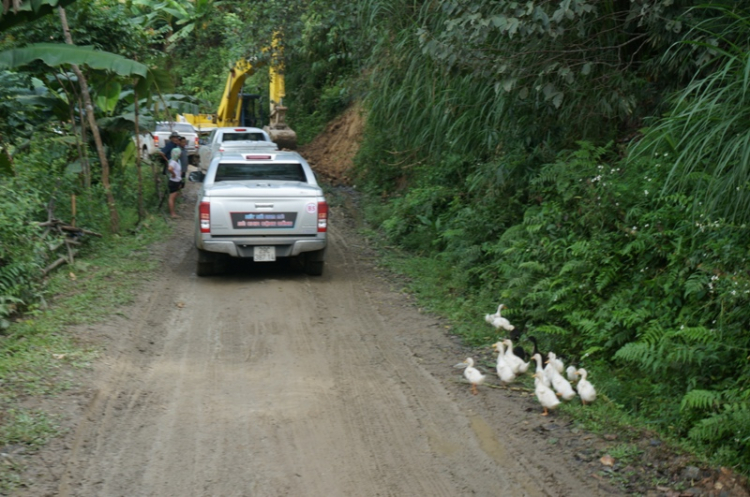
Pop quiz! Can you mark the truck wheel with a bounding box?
[304,260,325,276]
[196,260,215,277]
[196,249,218,277]
[141,146,150,162]
[303,249,325,276]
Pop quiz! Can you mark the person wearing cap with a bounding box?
[167,147,183,219]
[159,131,181,167]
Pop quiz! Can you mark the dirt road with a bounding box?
[14,184,625,497]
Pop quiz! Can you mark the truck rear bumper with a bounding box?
[198,237,327,258]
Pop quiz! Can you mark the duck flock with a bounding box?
[454,304,597,416]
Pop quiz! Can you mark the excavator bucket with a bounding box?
[264,104,297,150]
[266,127,298,150]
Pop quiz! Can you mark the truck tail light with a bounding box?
[317,201,328,232]
[154,135,160,146]
[194,136,199,148]
[199,201,210,233]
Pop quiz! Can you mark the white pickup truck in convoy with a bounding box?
[189,150,328,276]
[139,122,200,164]
[198,126,276,170]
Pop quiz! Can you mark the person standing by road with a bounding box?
[159,131,181,170]
[167,147,183,219]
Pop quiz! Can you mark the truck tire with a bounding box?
[303,249,326,276]
[196,249,219,277]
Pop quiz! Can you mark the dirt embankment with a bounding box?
[5,104,750,497]
[300,103,363,186]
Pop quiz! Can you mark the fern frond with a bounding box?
[518,261,547,273]
[689,413,736,442]
[639,322,666,345]
[668,326,715,345]
[559,259,588,275]
[664,342,701,367]
[688,402,750,444]
[614,342,659,371]
[619,237,647,256]
[535,324,569,336]
[681,389,721,412]
[684,272,709,298]
[595,265,620,292]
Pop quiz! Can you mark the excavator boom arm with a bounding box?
[215,59,258,127]
[182,34,297,150]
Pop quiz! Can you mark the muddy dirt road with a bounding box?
[9,181,630,497]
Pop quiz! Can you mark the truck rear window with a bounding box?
[215,162,307,182]
[156,123,195,133]
[222,132,267,142]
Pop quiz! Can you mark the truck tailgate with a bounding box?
[205,182,322,236]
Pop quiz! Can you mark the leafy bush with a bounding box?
[364,139,750,471]
[0,181,46,328]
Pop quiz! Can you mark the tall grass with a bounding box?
[634,3,750,223]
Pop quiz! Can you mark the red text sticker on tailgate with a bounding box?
[306,203,317,213]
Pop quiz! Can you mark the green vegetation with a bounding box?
[2,0,750,483]
[350,0,750,475]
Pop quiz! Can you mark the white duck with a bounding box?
[533,371,561,416]
[547,352,564,374]
[492,342,516,385]
[547,366,577,401]
[566,365,580,383]
[454,358,486,395]
[531,353,551,387]
[503,339,529,374]
[484,304,515,331]
[576,368,597,405]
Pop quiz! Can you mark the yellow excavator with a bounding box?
[182,43,297,150]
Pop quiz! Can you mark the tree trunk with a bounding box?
[134,84,145,221]
[53,71,90,187]
[58,6,120,233]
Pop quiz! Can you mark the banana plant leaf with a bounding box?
[0,0,78,31]
[95,80,122,114]
[0,43,148,79]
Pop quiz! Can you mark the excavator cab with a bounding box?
[238,92,264,128]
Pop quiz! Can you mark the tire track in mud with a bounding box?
[319,229,540,496]
[56,234,197,496]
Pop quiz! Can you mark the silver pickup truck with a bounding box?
[189,150,328,276]
[198,126,275,170]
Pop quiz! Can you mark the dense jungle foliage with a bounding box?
[1,0,749,475]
